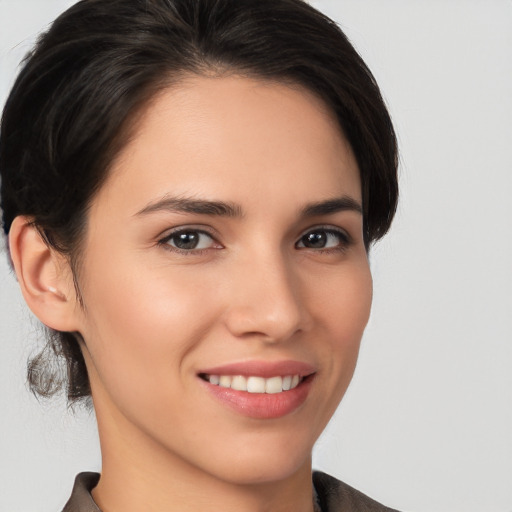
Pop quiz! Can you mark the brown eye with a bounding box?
[301,232,328,249]
[296,229,349,250]
[163,230,216,251]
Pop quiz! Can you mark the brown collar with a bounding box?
[62,471,400,512]
[61,472,101,512]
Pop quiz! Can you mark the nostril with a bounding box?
[221,263,309,341]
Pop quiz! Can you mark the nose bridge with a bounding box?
[224,246,306,342]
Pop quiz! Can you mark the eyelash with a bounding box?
[295,226,352,253]
[158,228,220,256]
[157,226,352,255]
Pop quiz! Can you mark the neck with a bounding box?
[91,394,315,512]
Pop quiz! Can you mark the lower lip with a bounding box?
[199,376,313,419]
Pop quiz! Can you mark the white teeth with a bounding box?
[282,375,292,391]
[219,375,232,388]
[265,376,283,394]
[205,374,303,393]
[231,375,247,391]
[247,376,266,393]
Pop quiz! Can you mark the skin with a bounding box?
[10,75,372,512]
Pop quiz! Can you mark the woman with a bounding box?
[1,0,399,510]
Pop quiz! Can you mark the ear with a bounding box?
[8,216,82,332]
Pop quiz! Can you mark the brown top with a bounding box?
[62,471,400,512]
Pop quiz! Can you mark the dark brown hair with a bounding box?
[0,0,398,403]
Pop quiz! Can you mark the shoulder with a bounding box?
[313,471,401,512]
[61,472,101,512]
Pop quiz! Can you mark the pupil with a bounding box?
[304,232,326,248]
[174,232,199,249]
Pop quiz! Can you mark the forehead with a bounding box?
[94,75,361,216]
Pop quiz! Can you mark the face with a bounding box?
[73,75,372,485]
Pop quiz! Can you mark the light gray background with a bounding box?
[1,1,511,511]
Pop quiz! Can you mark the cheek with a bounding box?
[83,250,214,330]
[77,256,221,394]
[312,260,373,381]
[313,259,372,337]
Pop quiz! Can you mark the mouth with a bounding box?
[197,362,316,419]
[199,373,305,394]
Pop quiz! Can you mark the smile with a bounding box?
[201,374,302,393]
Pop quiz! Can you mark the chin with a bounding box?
[191,431,316,486]
[217,455,312,487]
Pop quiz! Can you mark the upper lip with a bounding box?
[198,360,316,378]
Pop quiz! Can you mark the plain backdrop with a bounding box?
[1,1,511,511]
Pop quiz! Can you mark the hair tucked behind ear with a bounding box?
[0,0,398,403]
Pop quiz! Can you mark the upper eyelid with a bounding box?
[157,227,220,251]
[297,224,351,240]
[158,228,221,254]
[157,225,219,241]
[156,224,352,247]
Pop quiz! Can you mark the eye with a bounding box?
[160,229,218,252]
[296,228,350,251]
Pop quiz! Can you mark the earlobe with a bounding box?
[8,216,81,332]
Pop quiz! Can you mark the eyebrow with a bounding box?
[300,196,362,217]
[135,194,362,218]
[135,196,243,217]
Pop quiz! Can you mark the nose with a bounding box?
[222,252,309,343]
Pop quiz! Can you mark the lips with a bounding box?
[201,374,302,393]
[197,360,316,419]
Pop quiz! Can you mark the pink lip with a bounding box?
[197,360,316,419]
[199,360,316,378]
